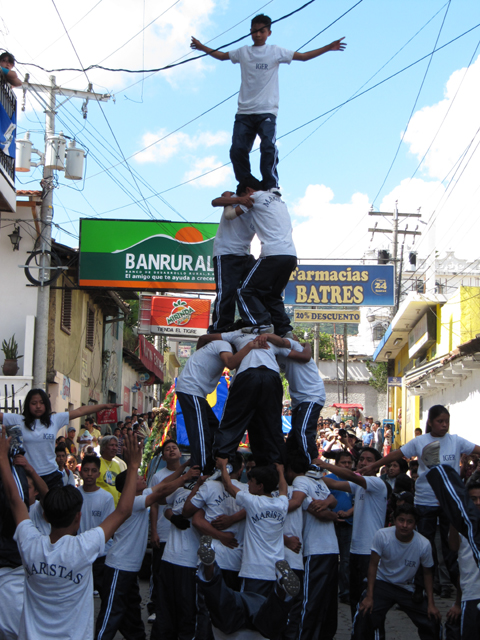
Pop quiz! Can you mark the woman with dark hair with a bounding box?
[1,389,120,490]
[361,404,480,600]
[383,457,409,489]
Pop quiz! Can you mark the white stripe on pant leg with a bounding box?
[98,568,119,640]
[437,465,480,564]
[12,466,24,502]
[213,257,222,331]
[461,600,466,636]
[238,259,264,325]
[300,403,314,463]
[271,123,279,185]
[193,397,206,470]
[298,555,310,639]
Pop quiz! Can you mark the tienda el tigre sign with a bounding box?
[149,296,211,336]
[79,219,218,290]
[284,265,395,306]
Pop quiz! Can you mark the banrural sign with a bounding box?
[79,219,219,290]
[285,265,395,306]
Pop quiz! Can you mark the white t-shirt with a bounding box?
[239,191,296,258]
[191,479,247,572]
[221,330,291,375]
[162,486,200,568]
[3,412,69,476]
[272,486,304,570]
[291,476,338,557]
[150,467,176,543]
[213,208,255,257]
[236,491,288,580]
[458,534,480,601]
[348,477,388,555]
[78,487,115,557]
[401,433,476,506]
[332,414,342,424]
[61,468,76,487]
[14,519,104,640]
[176,341,232,397]
[106,489,152,572]
[277,340,325,408]
[372,527,433,592]
[229,44,294,116]
[29,500,51,536]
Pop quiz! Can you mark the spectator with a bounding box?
[372,421,384,454]
[0,52,22,87]
[97,436,122,506]
[64,426,78,458]
[383,458,409,489]
[415,427,423,437]
[362,425,374,447]
[55,444,76,487]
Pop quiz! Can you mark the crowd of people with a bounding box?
[3,13,480,640]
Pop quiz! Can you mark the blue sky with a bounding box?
[5,0,480,262]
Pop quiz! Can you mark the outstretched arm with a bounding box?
[217,457,240,497]
[292,38,346,62]
[147,465,201,508]
[69,403,121,421]
[191,37,230,61]
[317,459,366,489]
[0,430,29,525]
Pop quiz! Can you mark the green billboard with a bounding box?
[79,219,219,290]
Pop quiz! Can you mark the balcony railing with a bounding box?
[0,74,16,184]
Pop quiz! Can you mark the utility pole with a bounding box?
[21,77,111,389]
[368,202,422,313]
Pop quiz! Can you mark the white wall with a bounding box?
[418,369,480,443]
[0,208,38,375]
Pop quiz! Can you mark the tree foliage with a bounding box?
[365,360,388,393]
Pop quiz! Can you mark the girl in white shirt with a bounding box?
[1,388,120,490]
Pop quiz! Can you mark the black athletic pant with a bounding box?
[349,553,371,620]
[460,599,480,639]
[287,402,323,463]
[176,392,219,473]
[209,254,256,333]
[93,555,106,595]
[149,542,166,638]
[351,580,442,640]
[282,568,304,640]
[426,464,480,566]
[298,554,338,640]
[156,560,197,640]
[198,564,291,639]
[95,565,146,640]
[237,255,297,336]
[213,368,285,466]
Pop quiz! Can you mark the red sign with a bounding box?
[123,386,130,412]
[138,335,164,382]
[149,296,211,336]
[96,408,118,424]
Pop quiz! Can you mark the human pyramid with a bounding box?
[3,13,480,640]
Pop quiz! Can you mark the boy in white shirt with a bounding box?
[191,15,345,191]
[184,452,247,590]
[209,191,256,334]
[77,454,115,597]
[176,335,263,474]
[287,453,339,640]
[55,444,76,487]
[316,448,388,619]
[446,476,480,639]
[95,462,200,640]
[0,430,142,640]
[353,504,441,640]
[217,457,289,596]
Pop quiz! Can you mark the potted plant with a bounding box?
[1,335,23,376]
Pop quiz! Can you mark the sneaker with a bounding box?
[268,187,282,196]
[197,535,216,566]
[93,590,100,598]
[184,479,197,491]
[241,324,274,335]
[148,613,156,623]
[207,469,222,482]
[275,560,300,598]
[421,441,440,468]
[305,464,324,480]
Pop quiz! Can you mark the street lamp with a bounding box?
[8,225,22,251]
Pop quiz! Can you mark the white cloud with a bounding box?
[135,129,230,164]
[183,156,233,188]
[291,185,371,260]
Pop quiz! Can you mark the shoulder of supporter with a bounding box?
[364,476,387,493]
[371,526,389,554]
[1,413,24,426]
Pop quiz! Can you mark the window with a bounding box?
[85,305,95,351]
[61,287,73,335]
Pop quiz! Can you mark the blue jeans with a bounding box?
[230,113,278,189]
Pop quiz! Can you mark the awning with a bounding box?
[331,403,364,410]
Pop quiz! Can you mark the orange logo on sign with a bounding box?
[151,296,211,330]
